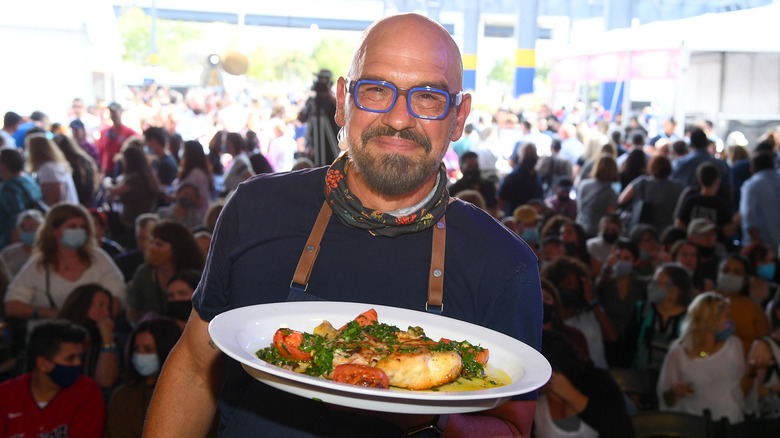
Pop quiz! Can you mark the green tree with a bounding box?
[311,38,354,77]
[116,6,203,72]
[488,56,514,85]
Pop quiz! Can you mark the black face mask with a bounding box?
[164,300,193,322]
[543,303,556,324]
[696,244,715,258]
[557,194,570,201]
[563,242,579,256]
[559,288,584,308]
[602,232,619,244]
[462,170,481,183]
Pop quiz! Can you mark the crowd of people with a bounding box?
[1,16,780,436]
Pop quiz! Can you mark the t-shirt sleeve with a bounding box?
[92,249,127,305]
[3,258,40,305]
[70,378,106,438]
[192,189,240,321]
[35,163,60,184]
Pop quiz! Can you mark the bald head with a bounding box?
[348,14,464,92]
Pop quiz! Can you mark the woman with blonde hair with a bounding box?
[25,133,79,206]
[4,203,125,323]
[657,292,757,422]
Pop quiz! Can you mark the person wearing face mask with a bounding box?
[0,209,43,277]
[686,218,723,285]
[559,220,597,274]
[715,254,771,356]
[629,224,664,282]
[657,292,757,423]
[0,320,106,437]
[4,203,125,327]
[126,220,204,324]
[513,205,542,250]
[156,183,204,230]
[448,151,498,218]
[163,269,202,330]
[742,242,779,307]
[586,213,622,267]
[633,263,693,371]
[596,239,647,367]
[59,284,119,390]
[106,315,184,438]
[541,278,591,364]
[542,256,618,369]
[544,177,576,221]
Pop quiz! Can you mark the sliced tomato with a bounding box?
[332,364,389,389]
[339,308,378,330]
[272,328,312,361]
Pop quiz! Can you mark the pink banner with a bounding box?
[552,49,680,83]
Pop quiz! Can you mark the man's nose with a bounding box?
[380,94,416,131]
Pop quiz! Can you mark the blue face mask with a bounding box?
[47,362,82,388]
[132,352,160,377]
[60,228,87,250]
[20,231,36,247]
[639,250,652,261]
[757,263,776,281]
[715,320,736,342]
[521,227,540,243]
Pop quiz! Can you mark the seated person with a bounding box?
[88,208,125,258]
[448,151,498,217]
[0,209,43,277]
[156,183,204,230]
[514,205,542,250]
[544,177,576,221]
[596,238,647,367]
[163,269,202,330]
[0,320,105,437]
[534,330,636,438]
[106,316,184,438]
[586,213,621,266]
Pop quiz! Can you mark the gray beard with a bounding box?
[347,127,445,197]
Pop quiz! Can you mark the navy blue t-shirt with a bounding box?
[193,167,542,437]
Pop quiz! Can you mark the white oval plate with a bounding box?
[208,301,551,414]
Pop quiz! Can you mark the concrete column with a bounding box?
[515,0,538,96]
[462,1,479,91]
[605,0,632,31]
[427,0,440,23]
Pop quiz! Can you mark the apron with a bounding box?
[286,200,448,314]
[220,200,450,437]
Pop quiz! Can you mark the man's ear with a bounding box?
[335,77,348,127]
[36,356,53,373]
[450,93,472,142]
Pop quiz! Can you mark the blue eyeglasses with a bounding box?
[347,79,463,120]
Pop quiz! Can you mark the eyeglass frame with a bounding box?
[346,79,463,120]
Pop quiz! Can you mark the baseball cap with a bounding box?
[725,131,748,147]
[69,119,85,130]
[687,218,716,237]
[107,102,123,112]
[513,205,541,224]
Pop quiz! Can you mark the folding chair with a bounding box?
[610,367,660,411]
[631,410,713,438]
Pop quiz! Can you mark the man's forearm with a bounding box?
[443,401,535,438]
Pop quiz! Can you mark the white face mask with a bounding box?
[132,352,160,377]
[647,282,667,303]
[613,260,633,277]
[718,272,744,294]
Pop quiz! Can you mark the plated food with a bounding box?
[255,308,505,391]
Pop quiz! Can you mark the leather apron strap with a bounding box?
[290,201,448,314]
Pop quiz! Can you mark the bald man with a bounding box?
[145,14,541,437]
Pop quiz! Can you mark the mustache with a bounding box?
[360,126,432,153]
